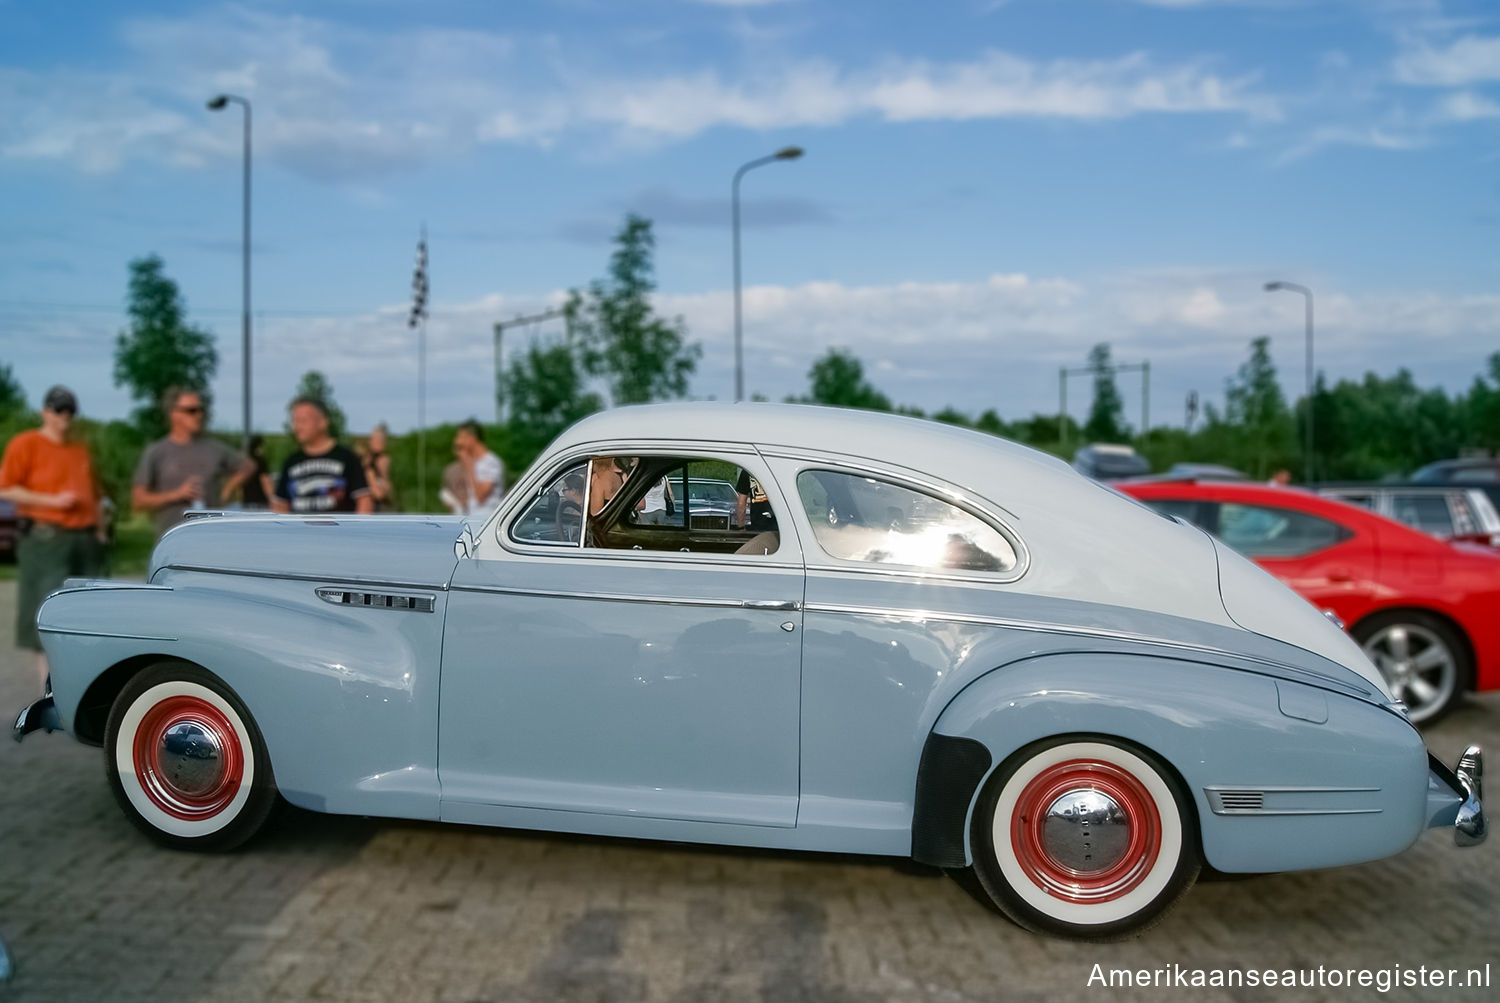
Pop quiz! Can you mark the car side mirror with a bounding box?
[454,525,476,560]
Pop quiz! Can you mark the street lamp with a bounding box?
[732,145,803,402]
[207,93,252,449]
[1264,280,1314,483]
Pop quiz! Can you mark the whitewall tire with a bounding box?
[971,736,1199,938]
[104,663,277,851]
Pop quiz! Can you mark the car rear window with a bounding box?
[796,470,1018,573]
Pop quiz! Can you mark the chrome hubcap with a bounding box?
[157,721,227,797]
[1039,788,1131,873]
[1362,624,1456,722]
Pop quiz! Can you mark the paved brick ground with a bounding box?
[1,578,1496,1002]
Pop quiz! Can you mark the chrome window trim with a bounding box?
[496,443,797,566]
[773,458,1029,585]
[802,600,1375,698]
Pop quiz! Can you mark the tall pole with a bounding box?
[732,146,804,402]
[1264,281,1314,483]
[207,94,252,448]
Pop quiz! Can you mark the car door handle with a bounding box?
[1328,568,1353,583]
[742,599,801,611]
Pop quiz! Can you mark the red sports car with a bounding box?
[1120,479,1500,724]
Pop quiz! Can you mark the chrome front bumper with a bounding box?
[1427,745,1486,847]
[11,693,58,743]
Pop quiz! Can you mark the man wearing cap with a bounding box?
[272,396,373,514]
[132,386,254,539]
[0,386,106,696]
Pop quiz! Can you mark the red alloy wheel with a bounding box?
[1009,759,1162,904]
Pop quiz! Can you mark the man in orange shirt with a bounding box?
[0,386,105,696]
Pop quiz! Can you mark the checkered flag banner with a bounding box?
[409,231,428,329]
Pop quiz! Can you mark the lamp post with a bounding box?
[1263,280,1314,483]
[207,93,252,449]
[732,145,803,402]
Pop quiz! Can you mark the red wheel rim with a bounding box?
[1010,759,1161,904]
[132,695,245,821]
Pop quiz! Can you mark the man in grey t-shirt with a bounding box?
[132,387,253,538]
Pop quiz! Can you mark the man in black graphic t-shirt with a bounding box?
[272,397,372,514]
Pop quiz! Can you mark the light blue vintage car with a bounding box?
[14,403,1487,937]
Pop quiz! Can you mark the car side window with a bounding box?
[510,462,588,546]
[1391,493,1454,536]
[1216,502,1349,558]
[526,454,781,556]
[796,469,1017,573]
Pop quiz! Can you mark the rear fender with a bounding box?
[916,652,1429,873]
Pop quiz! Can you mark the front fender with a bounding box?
[36,574,444,822]
[918,652,1429,873]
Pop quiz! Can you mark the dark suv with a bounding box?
[1411,459,1500,512]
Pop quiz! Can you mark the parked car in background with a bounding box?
[15,404,1485,938]
[1162,462,1247,482]
[1071,443,1150,480]
[1412,458,1500,512]
[0,498,17,560]
[1317,483,1500,549]
[1121,478,1500,724]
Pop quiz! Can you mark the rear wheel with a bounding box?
[104,662,277,851]
[970,736,1199,939]
[1354,611,1469,725]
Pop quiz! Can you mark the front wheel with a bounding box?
[104,663,277,851]
[970,736,1199,939]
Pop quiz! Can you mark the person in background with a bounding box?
[439,461,467,516]
[132,386,252,538]
[272,397,372,514]
[0,386,105,697]
[362,423,396,512]
[239,435,274,510]
[1268,469,1292,487]
[734,468,775,532]
[454,420,503,515]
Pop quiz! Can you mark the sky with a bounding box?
[1,0,1498,436]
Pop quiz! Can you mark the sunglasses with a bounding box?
[176,405,205,415]
[48,405,76,416]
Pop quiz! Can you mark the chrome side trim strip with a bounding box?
[162,564,450,591]
[803,601,1374,697]
[452,584,762,611]
[37,626,178,642]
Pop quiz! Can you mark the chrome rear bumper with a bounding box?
[1428,745,1486,847]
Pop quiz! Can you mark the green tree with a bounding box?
[1222,337,1295,478]
[803,348,892,411]
[1083,342,1127,442]
[291,370,347,441]
[0,363,24,418]
[113,255,218,438]
[565,214,700,405]
[501,341,603,471]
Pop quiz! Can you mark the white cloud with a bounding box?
[1275,125,1427,164]
[1431,90,1500,121]
[12,267,1499,434]
[0,6,1277,181]
[1394,33,1500,87]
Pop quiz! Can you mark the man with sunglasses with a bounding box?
[0,385,106,697]
[132,386,253,538]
